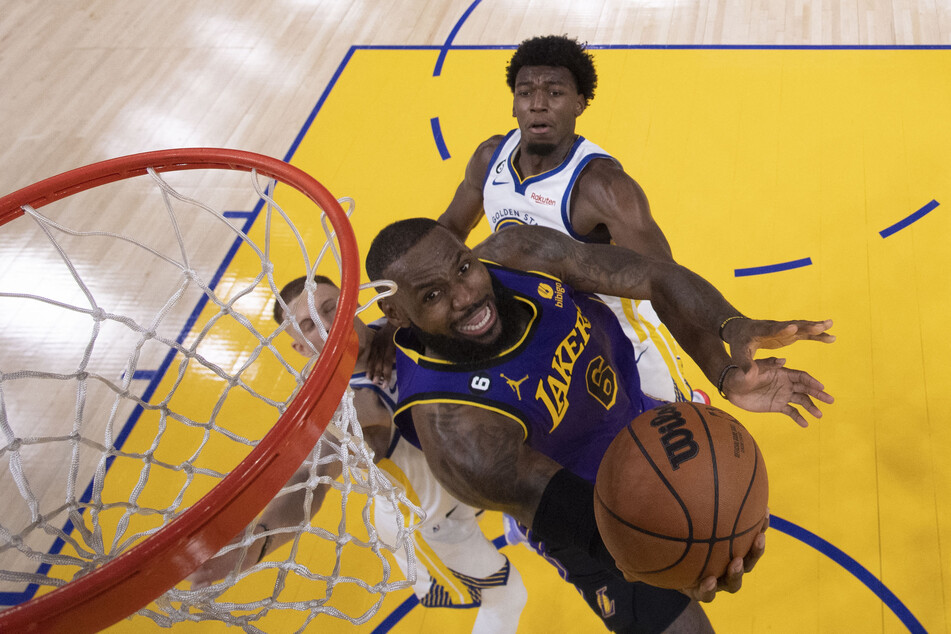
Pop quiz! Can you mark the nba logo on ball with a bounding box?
[594,403,769,590]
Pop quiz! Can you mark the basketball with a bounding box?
[594,403,768,590]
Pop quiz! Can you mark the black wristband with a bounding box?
[531,468,619,573]
[718,315,747,341]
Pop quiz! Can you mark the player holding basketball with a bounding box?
[187,275,527,633]
[436,34,703,405]
[366,219,834,633]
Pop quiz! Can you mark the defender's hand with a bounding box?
[366,321,398,384]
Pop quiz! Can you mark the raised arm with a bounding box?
[437,136,504,242]
[474,225,834,425]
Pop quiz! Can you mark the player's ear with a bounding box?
[378,297,411,328]
[575,94,585,116]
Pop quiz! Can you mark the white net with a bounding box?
[0,157,422,629]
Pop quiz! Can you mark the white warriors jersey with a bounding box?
[351,323,507,606]
[348,330,466,541]
[481,129,693,402]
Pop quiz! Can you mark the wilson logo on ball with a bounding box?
[650,405,699,470]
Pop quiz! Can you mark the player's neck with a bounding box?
[515,135,576,178]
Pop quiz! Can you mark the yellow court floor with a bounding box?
[48,45,951,633]
[284,46,951,634]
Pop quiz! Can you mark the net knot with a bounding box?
[90,307,106,322]
[6,437,22,452]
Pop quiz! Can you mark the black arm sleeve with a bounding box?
[530,468,620,573]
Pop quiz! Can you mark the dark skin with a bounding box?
[379,223,834,601]
[440,66,672,260]
[367,65,672,382]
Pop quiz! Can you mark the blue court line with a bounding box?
[734,257,813,277]
[430,117,451,160]
[432,0,483,77]
[284,46,361,162]
[224,210,256,220]
[371,535,508,633]
[580,44,951,50]
[281,42,930,632]
[770,515,925,633]
[327,44,951,52]
[371,595,420,634]
[879,200,940,238]
[373,521,925,634]
[12,38,945,613]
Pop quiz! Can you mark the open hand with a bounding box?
[724,318,835,372]
[723,357,834,427]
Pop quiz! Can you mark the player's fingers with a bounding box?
[790,392,821,419]
[683,575,718,603]
[800,319,835,338]
[751,323,800,348]
[782,403,809,428]
[787,369,834,403]
[743,529,767,573]
[718,557,745,594]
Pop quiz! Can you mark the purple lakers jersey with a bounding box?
[393,262,663,484]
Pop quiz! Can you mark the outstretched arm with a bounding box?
[473,225,834,424]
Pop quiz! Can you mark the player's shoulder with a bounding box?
[577,154,629,185]
[574,155,642,205]
[471,134,507,163]
[463,134,508,184]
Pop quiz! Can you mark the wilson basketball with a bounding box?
[594,403,768,590]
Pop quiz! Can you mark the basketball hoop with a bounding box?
[0,149,412,631]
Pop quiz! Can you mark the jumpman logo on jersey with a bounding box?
[501,373,528,400]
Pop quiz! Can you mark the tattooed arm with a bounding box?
[474,225,835,425]
[409,399,763,602]
[409,401,560,525]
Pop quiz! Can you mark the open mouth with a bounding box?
[455,303,496,338]
[528,123,552,134]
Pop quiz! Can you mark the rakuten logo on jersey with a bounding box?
[530,192,556,206]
